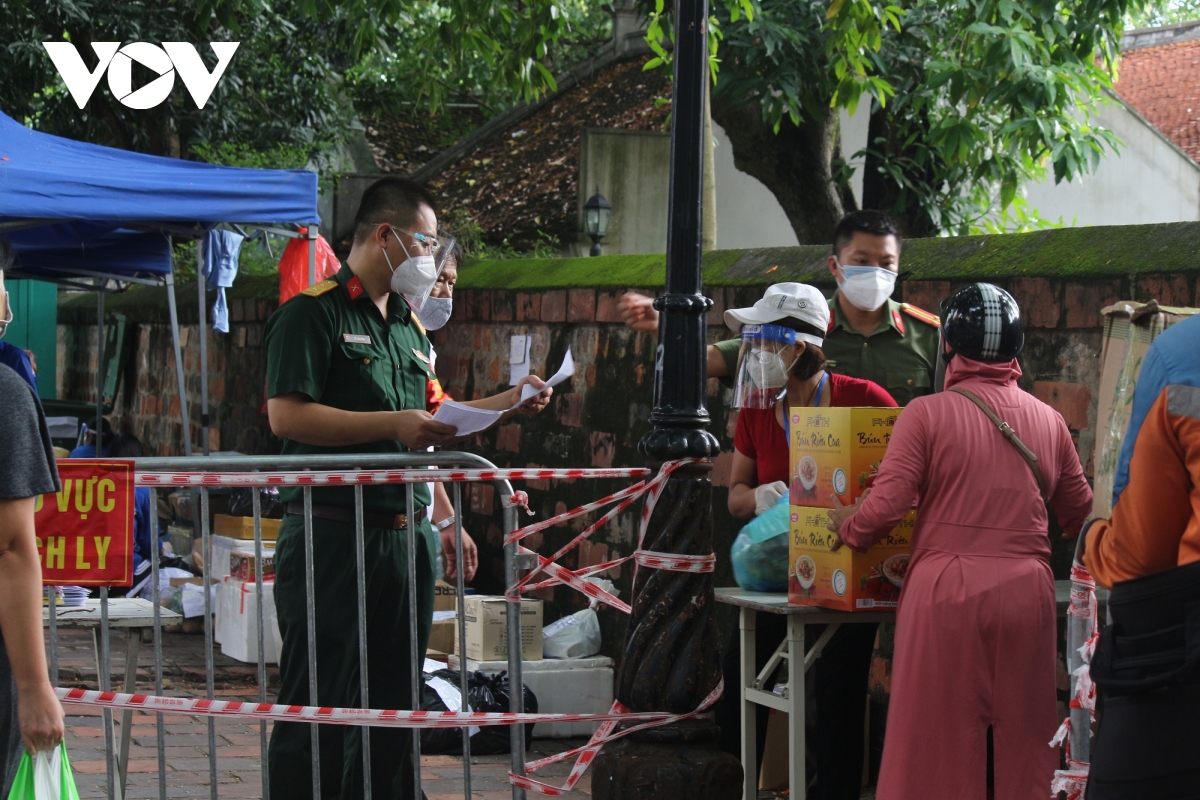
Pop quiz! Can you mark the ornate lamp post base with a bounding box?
[593,464,742,798]
[592,721,742,800]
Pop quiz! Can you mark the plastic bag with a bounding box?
[277,229,340,305]
[730,496,790,592]
[226,487,284,519]
[419,669,537,755]
[542,608,602,659]
[6,743,81,800]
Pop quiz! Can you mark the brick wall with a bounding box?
[55,271,1200,655]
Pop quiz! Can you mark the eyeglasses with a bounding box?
[391,227,439,252]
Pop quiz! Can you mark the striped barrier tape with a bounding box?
[53,687,680,728]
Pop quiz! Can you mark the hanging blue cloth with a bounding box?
[199,229,244,334]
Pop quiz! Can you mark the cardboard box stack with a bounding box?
[1091,300,1198,518]
[789,406,913,611]
[454,596,543,661]
[427,580,458,656]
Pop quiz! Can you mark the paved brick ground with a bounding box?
[51,628,594,799]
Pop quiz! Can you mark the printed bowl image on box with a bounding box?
[789,407,899,508]
[788,505,915,612]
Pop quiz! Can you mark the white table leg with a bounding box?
[788,614,806,800]
[740,607,757,800]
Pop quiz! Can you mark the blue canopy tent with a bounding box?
[0,111,320,456]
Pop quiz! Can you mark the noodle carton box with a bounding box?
[789,407,899,508]
[788,505,915,611]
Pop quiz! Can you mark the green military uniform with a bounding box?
[264,263,437,800]
[715,292,941,405]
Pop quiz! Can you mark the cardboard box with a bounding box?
[789,505,914,611]
[213,513,281,541]
[230,552,274,582]
[789,407,899,508]
[1091,301,1198,518]
[427,619,457,656]
[434,580,457,612]
[455,596,543,661]
[215,578,282,664]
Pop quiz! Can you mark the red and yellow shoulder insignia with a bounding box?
[300,279,337,297]
[892,308,905,336]
[827,315,836,334]
[901,303,941,327]
[411,314,426,335]
[345,276,365,301]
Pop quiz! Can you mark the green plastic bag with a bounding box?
[5,743,80,800]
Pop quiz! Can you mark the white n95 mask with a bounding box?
[838,264,897,312]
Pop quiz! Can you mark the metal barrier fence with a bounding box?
[48,452,533,800]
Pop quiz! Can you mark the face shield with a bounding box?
[733,324,801,409]
[386,229,456,313]
[0,287,11,339]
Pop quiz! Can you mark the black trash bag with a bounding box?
[227,487,284,519]
[419,669,537,755]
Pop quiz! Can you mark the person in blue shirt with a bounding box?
[0,261,38,393]
[106,435,162,596]
[69,416,112,458]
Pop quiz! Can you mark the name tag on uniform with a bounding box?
[343,334,372,344]
[411,348,430,364]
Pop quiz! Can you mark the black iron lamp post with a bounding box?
[590,0,741,797]
[584,189,612,256]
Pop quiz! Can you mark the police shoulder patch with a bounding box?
[901,303,941,327]
[300,279,338,297]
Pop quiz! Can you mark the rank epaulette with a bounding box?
[300,279,337,297]
[412,315,426,335]
[900,303,941,327]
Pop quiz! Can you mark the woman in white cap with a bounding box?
[715,283,896,800]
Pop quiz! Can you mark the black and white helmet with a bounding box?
[940,283,1023,363]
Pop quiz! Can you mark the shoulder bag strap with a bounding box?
[948,387,1050,502]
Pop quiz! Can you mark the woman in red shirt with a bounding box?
[716,282,895,800]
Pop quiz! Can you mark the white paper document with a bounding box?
[508,334,531,385]
[432,399,503,436]
[513,348,575,408]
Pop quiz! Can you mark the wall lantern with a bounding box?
[584,188,612,257]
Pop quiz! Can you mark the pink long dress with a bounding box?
[838,357,1092,800]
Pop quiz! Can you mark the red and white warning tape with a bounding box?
[54,687,679,728]
[136,467,652,487]
[1050,562,1100,798]
[124,458,720,797]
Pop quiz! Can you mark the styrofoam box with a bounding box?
[209,535,275,582]
[215,577,282,664]
[448,654,613,738]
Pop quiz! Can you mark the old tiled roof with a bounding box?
[1114,36,1200,164]
[361,106,489,173]
[425,56,669,250]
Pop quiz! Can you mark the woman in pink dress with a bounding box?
[827,284,1092,800]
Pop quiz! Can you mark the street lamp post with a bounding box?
[584,189,612,256]
[591,0,741,797]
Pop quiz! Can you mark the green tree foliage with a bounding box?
[644,0,1152,240]
[1126,0,1200,27]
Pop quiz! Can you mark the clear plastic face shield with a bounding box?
[0,286,10,339]
[385,228,456,313]
[733,324,802,409]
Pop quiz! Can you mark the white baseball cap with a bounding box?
[724,283,830,345]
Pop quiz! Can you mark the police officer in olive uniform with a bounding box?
[264,177,550,800]
[619,210,940,800]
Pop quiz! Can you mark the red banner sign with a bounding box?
[35,460,135,586]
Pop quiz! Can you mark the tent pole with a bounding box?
[307,224,316,287]
[165,271,193,457]
[198,242,211,455]
[96,282,105,452]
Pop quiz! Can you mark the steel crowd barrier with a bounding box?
[48,452,537,800]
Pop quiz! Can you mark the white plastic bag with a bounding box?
[542,608,602,659]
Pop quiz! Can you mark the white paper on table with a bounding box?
[513,347,574,408]
[432,399,504,436]
[508,334,531,385]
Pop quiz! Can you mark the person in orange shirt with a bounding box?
[1081,312,1200,798]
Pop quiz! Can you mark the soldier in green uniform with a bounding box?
[619,210,940,403]
[264,177,550,800]
[619,210,940,799]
